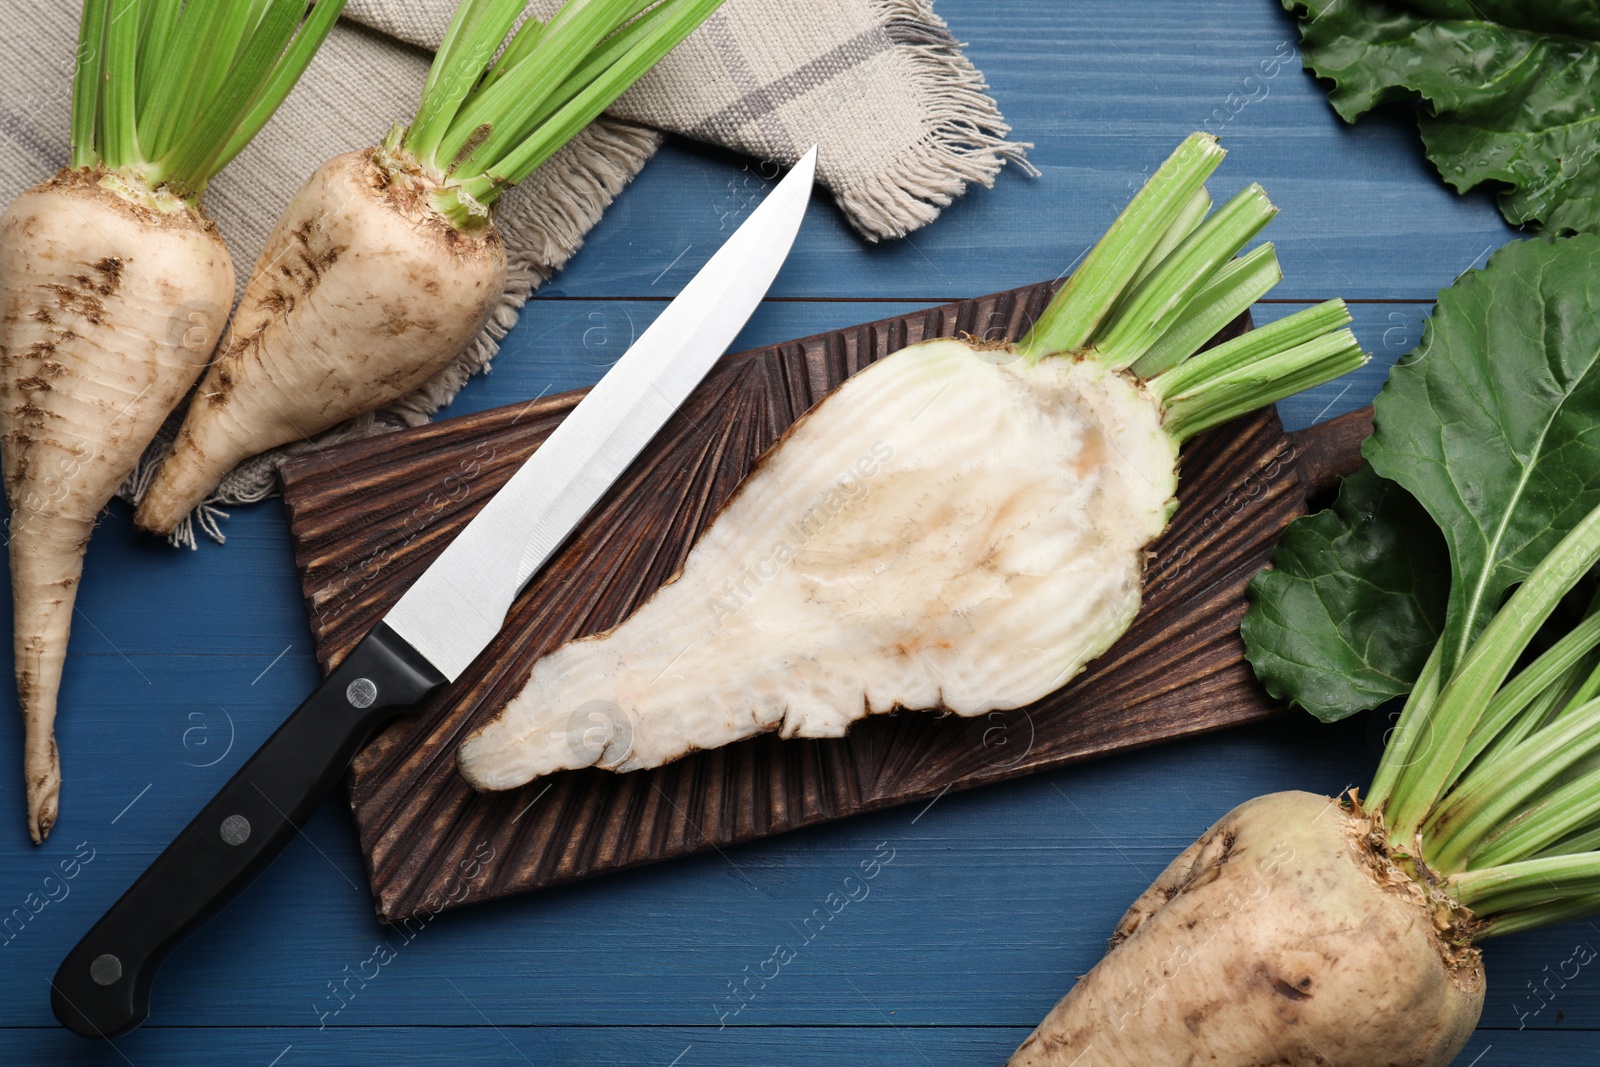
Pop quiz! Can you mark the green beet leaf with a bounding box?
[1282,0,1600,234]
[1242,467,1448,721]
[1244,235,1600,719]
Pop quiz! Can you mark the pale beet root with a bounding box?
[1009,791,1484,1067]
[455,340,1180,791]
[135,148,508,535]
[0,168,234,841]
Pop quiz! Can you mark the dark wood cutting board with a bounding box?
[280,280,1372,922]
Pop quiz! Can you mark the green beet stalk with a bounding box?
[1380,502,1600,843]
[1091,183,1277,369]
[406,0,727,227]
[72,0,346,199]
[1016,133,1226,360]
[1130,242,1281,378]
[1013,134,1365,435]
[1346,494,1600,938]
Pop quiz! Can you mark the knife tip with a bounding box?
[795,145,819,181]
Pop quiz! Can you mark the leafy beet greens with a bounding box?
[1244,235,1600,720]
[1282,0,1600,234]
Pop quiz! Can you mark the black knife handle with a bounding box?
[51,623,447,1039]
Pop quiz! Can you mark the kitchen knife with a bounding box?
[51,146,818,1039]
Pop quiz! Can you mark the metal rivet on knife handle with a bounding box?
[89,954,122,987]
[345,678,377,708]
[219,815,251,846]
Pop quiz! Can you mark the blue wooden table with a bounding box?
[3,1,1590,1063]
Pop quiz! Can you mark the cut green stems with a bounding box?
[1091,184,1278,369]
[401,0,528,171]
[485,0,688,155]
[444,0,726,207]
[1380,500,1600,842]
[101,0,142,171]
[1128,186,1211,291]
[1478,892,1600,939]
[160,1,304,192]
[429,0,656,179]
[1017,133,1225,360]
[488,0,645,92]
[1423,697,1600,870]
[212,0,347,176]
[72,0,345,199]
[1449,852,1600,914]
[1470,647,1598,776]
[1363,502,1600,936]
[1556,639,1600,717]
[135,0,210,162]
[399,0,726,212]
[1366,641,1443,812]
[1156,328,1365,442]
[1466,767,1600,868]
[1544,822,1600,857]
[1477,671,1580,764]
[160,0,259,167]
[141,0,266,165]
[484,15,545,87]
[1148,299,1352,400]
[70,0,108,168]
[1451,609,1600,779]
[1129,242,1281,378]
[135,0,183,114]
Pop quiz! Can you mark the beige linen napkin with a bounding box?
[0,0,1027,542]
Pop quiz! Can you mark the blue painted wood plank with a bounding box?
[540,0,1513,304]
[3,1025,1598,1067]
[14,498,317,657]
[8,671,1375,1030]
[3,1026,1029,1066]
[6,665,1600,1038]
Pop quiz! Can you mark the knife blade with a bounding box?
[51,146,818,1039]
